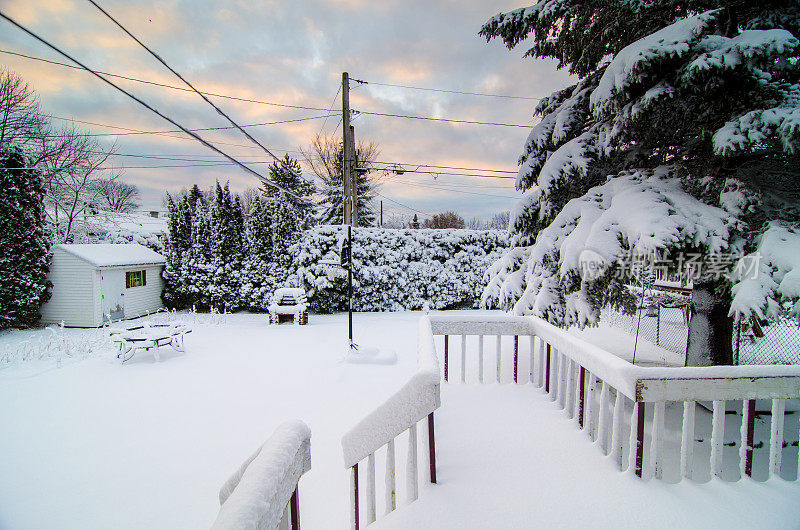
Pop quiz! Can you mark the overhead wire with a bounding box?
[86,0,285,164]
[353,109,532,128]
[351,78,540,100]
[0,49,332,112]
[0,10,307,201]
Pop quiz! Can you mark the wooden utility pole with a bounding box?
[349,124,358,227]
[341,72,353,226]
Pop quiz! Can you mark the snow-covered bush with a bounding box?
[291,226,509,312]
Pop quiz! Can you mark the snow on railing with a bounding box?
[341,317,441,529]
[429,315,800,482]
[212,421,311,530]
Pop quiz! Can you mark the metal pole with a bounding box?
[349,125,358,227]
[380,200,383,227]
[348,225,353,346]
[342,72,352,226]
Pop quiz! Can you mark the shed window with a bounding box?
[125,270,146,288]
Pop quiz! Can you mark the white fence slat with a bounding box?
[478,335,484,383]
[651,402,665,479]
[628,401,641,475]
[538,339,545,388]
[496,335,502,384]
[529,336,536,384]
[769,398,785,479]
[406,423,418,503]
[385,439,396,514]
[598,380,610,454]
[460,334,467,383]
[366,453,376,523]
[565,359,575,416]
[587,374,597,439]
[681,401,695,480]
[710,400,725,478]
[610,390,625,470]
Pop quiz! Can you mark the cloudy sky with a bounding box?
[0,0,573,222]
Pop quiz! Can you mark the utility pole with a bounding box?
[349,124,359,227]
[341,72,353,226]
[380,200,383,227]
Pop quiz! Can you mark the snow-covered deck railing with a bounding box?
[341,317,441,529]
[428,315,800,482]
[212,421,311,530]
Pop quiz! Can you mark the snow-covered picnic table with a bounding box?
[108,322,192,363]
[268,287,309,325]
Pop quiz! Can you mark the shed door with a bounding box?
[101,270,125,322]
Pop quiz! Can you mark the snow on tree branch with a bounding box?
[730,222,800,320]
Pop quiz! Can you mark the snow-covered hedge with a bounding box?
[291,226,509,313]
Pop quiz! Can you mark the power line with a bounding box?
[0,48,332,112]
[372,161,516,174]
[50,113,336,136]
[351,78,540,101]
[317,85,341,137]
[2,47,535,130]
[375,192,430,216]
[382,176,518,199]
[86,0,283,164]
[0,10,306,201]
[354,110,532,128]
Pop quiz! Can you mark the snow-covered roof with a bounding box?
[57,243,165,268]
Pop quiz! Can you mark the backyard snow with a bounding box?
[1,311,798,529]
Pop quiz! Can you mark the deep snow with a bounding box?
[1,311,798,529]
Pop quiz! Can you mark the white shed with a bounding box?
[41,243,167,327]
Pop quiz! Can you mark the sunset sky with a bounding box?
[0,0,574,221]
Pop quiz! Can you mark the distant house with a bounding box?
[41,244,166,327]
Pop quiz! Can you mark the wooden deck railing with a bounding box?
[428,315,800,482]
[212,421,311,530]
[341,318,441,529]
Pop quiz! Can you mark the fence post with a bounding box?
[513,335,519,384]
[578,366,586,429]
[444,335,449,382]
[427,412,437,484]
[351,463,360,530]
[635,402,645,477]
[290,487,300,530]
[735,320,741,366]
[656,304,661,346]
[545,343,552,393]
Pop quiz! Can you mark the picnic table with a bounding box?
[108,322,192,363]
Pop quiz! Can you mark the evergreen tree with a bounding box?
[410,214,420,229]
[209,182,244,311]
[306,135,378,226]
[480,1,800,365]
[262,154,316,228]
[0,149,50,329]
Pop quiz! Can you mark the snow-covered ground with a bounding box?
[1,311,798,529]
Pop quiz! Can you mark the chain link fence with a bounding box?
[602,305,689,358]
[602,302,800,365]
[735,314,800,365]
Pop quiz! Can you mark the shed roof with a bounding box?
[57,243,166,268]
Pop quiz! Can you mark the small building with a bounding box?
[41,243,166,327]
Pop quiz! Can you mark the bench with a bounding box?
[108,322,192,363]
[268,288,309,325]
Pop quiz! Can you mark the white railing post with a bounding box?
[460,334,467,383]
[610,391,626,470]
[366,453,376,524]
[406,423,418,503]
[681,401,695,481]
[769,398,786,479]
[650,402,665,480]
[597,380,610,454]
[711,400,726,478]
[478,335,484,384]
[496,335,502,384]
[385,439,396,514]
[529,336,536,384]
[586,374,597,440]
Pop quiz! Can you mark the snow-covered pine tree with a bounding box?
[316,144,378,226]
[240,194,276,310]
[0,149,51,329]
[480,1,800,365]
[262,154,316,229]
[209,182,244,311]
